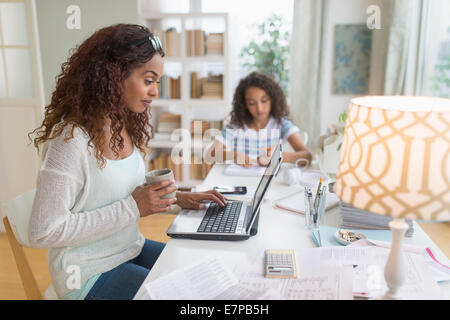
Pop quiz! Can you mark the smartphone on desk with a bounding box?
[214,186,247,195]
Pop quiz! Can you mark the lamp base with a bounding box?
[380,217,409,300]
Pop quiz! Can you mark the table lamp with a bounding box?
[334,96,450,299]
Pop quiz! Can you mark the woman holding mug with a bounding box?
[28,24,226,300]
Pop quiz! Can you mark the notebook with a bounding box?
[274,189,340,214]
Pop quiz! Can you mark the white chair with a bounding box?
[2,189,59,300]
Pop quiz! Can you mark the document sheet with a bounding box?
[145,256,280,300]
[145,255,353,300]
[144,246,444,300]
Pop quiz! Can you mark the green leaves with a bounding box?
[336,110,348,151]
[240,14,291,95]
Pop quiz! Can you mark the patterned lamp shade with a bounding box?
[334,96,450,221]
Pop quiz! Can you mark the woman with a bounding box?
[28,24,226,300]
[213,71,312,167]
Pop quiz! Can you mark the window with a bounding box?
[423,0,450,98]
[0,1,34,98]
[202,0,294,93]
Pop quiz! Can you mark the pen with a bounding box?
[312,178,323,224]
[315,188,325,224]
[306,188,314,220]
[313,178,323,213]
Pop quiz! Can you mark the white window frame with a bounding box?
[0,0,45,114]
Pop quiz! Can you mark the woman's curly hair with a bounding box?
[230,71,290,128]
[29,24,165,168]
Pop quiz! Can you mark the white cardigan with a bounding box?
[28,125,146,298]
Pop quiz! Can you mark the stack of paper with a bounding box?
[339,202,414,237]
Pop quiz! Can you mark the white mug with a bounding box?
[145,168,176,199]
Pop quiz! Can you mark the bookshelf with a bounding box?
[139,12,230,188]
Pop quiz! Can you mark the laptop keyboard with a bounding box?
[197,201,243,233]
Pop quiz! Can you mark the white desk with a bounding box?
[134,163,450,300]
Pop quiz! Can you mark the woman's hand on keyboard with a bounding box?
[176,190,227,210]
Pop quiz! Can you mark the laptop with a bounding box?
[167,142,283,241]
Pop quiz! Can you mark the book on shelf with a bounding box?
[190,72,223,99]
[339,201,414,237]
[169,77,181,99]
[191,72,200,98]
[191,120,210,138]
[159,76,181,99]
[157,112,181,133]
[186,30,224,56]
[209,120,223,130]
[152,28,181,57]
[190,120,223,137]
[205,33,224,55]
[186,29,205,56]
[165,28,181,57]
[190,155,213,180]
[149,153,183,181]
[149,153,212,182]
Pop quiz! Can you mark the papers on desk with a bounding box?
[144,256,282,300]
[144,247,447,300]
[233,263,353,300]
[350,238,450,284]
[224,164,266,177]
[296,245,446,299]
[144,255,354,300]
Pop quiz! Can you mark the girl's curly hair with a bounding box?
[230,71,290,128]
[29,24,165,168]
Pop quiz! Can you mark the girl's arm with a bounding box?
[282,133,313,164]
[257,133,312,166]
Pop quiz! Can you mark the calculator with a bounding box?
[264,249,298,279]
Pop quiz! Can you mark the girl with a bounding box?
[214,71,312,167]
[28,24,226,300]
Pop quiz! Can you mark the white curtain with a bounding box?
[289,0,326,149]
[384,0,430,95]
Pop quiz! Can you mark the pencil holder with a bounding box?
[304,185,327,230]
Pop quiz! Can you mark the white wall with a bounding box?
[35,0,139,104]
[319,0,388,134]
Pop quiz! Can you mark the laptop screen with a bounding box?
[246,142,282,231]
